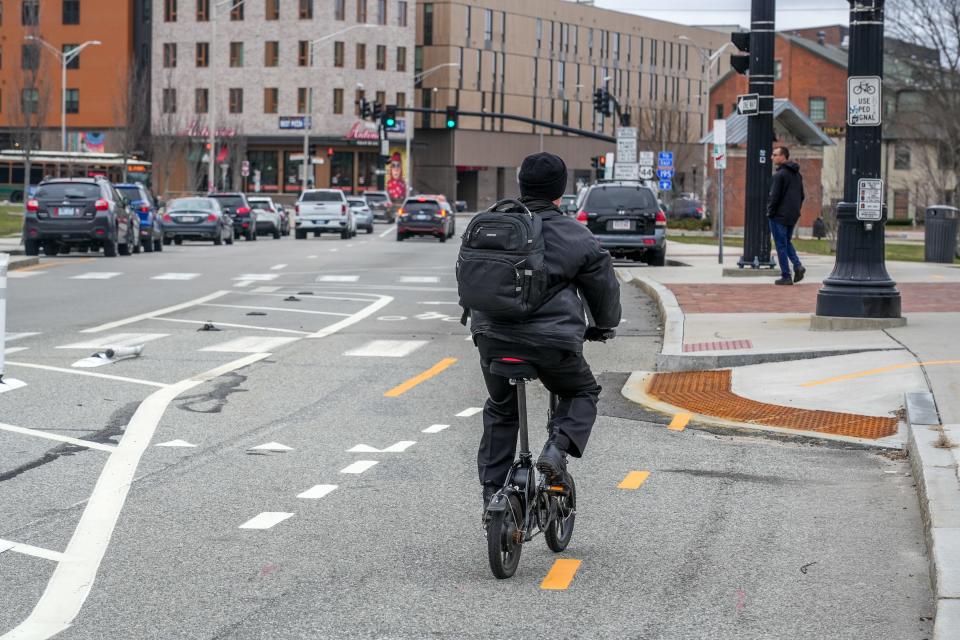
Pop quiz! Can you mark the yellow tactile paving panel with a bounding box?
[647,370,898,440]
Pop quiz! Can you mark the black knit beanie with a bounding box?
[518,152,568,201]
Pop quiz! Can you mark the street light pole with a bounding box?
[413,63,460,196]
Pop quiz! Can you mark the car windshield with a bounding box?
[116,186,144,202]
[169,198,214,211]
[210,195,245,208]
[301,191,342,202]
[585,187,657,211]
[561,196,576,204]
[404,202,440,214]
[365,193,388,202]
[248,199,272,208]
[347,199,366,206]
[37,183,100,200]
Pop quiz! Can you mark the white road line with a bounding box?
[307,255,318,258]
[4,346,28,355]
[456,407,483,417]
[80,290,230,333]
[201,336,299,353]
[6,332,40,342]
[297,484,338,500]
[0,352,269,640]
[329,248,340,252]
[71,272,122,280]
[348,441,415,453]
[57,333,169,350]
[4,361,167,388]
[0,378,28,394]
[308,293,393,339]
[419,301,459,305]
[233,274,279,281]
[399,276,439,283]
[233,281,254,288]
[154,318,310,335]
[201,303,351,317]
[151,273,201,281]
[316,275,359,282]
[422,424,450,433]
[248,441,293,452]
[252,286,282,293]
[340,460,379,474]
[344,340,427,358]
[0,422,116,453]
[0,539,66,563]
[269,264,287,271]
[234,291,378,303]
[155,439,196,448]
[238,512,294,530]
[379,225,396,238]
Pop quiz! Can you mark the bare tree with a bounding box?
[150,71,187,198]
[113,61,151,183]
[9,23,52,201]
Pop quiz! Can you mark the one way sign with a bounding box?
[737,93,759,116]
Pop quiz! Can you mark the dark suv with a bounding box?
[23,178,140,257]
[576,181,667,265]
[209,192,257,241]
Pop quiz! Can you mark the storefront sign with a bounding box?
[346,121,380,141]
[182,120,238,138]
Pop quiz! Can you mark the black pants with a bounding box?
[476,336,601,487]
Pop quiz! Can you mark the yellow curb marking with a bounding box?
[801,360,960,387]
[618,471,651,490]
[541,559,581,590]
[668,412,692,431]
[384,358,458,397]
[15,258,95,272]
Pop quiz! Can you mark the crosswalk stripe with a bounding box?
[238,512,294,530]
[316,275,359,282]
[57,333,168,350]
[344,340,428,357]
[340,460,378,474]
[151,273,201,281]
[200,336,299,353]
[422,424,450,433]
[297,484,338,500]
[456,407,483,417]
[71,272,122,280]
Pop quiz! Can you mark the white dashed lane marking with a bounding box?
[340,460,379,474]
[347,441,415,453]
[5,333,40,342]
[57,333,169,350]
[422,424,450,433]
[248,441,294,452]
[232,274,279,282]
[270,264,287,271]
[200,336,299,353]
[316,275,359,282]
[456,407,483,417]
[297,485,338,500]
[151,273,201,281]
[252,286,282,293]
[71,272,123,280]
[238,512,294,530]
[399,276,439,283]
[343,340,427,357]
[7,271,43,278]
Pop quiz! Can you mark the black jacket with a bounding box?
[767,161,805,226]
[469,197,622,353]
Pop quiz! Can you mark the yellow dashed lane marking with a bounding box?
[384,358,458,397]
[801,360,960,387]
[668,412,691,431]
[541,559,581,590]
[618,471,651,490]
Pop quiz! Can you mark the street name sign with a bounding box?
[279,116,311,130]
[736,93,759,116]
[848,76,882,126]
[614,163,640,181]
[856,178,884,221]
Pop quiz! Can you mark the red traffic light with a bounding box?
[598,155,607,166]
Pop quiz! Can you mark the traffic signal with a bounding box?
[358,98,372,119]
[308,144,316,157]
[619,111,631,127]
[593,89,603,114]
[445,106,458,129]
[383,105,397,128]
[730,31,750,75]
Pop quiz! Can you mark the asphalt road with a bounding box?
[0,221,933,639]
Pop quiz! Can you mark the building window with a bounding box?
[265,0,279,20]
[63,0,79,24]
[229,42,243,67]
[536,19,542,49]
[333,88,344,114]
[264,41,279,67]
[64,88,79,114]
[376,45,386,70]
[229,88,243,113]
[196,42,209,67]
[376,90,386,107]
[63,44,81,69]
[651,39,657,66]
[356,0,366,22]
[483,9,492,43]
[398,1,407,27]
[423,3,433,46]
[356,43,366,69]
[396,91,406,107]
[297,87,308,113]
[22,0,39,25]
[895,143,911,170]
[163,43,177,68]
[377,0,386,25]
[715,103,723,119]
[808,96,826,122]
[334,41,344,67]
[229,1,242,19]
[355,88,365,116]
[335,0,345,20]
[21,43,38,70]
[195,87,208,113]
[299,0,312,19]
[397,46,406,72]
[774,60,782,81]
[298,40,310,66]
[264,87,278,113]
[162,88,177,113]
[196,0,209,20]
[21,88,39,113]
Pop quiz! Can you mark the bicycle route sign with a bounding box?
[848,76,882,126]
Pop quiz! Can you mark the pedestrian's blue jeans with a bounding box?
[769,218,802,278]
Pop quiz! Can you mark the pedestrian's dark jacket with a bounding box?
[469,197,622,353]
[767,161,805,226]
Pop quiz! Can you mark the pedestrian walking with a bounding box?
[767,146,806,285]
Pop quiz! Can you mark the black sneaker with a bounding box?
[775,277,793,285]
[536,441,568,484]
[793,266,806,283]
[482,485,497,523]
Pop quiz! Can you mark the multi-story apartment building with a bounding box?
[413,0,730,208]
[153,0,415,195]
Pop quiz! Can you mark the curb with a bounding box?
[905,391,960,639]
[617,271,683,364]
[7,256,38,271]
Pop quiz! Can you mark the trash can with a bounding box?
[924,205,959,263]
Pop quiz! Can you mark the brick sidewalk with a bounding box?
[668,282,960,313]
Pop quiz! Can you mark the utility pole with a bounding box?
[815,0,902,324]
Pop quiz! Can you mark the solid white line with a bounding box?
[233,291,378,302]
[343,340,428,358]
[340,460,378,474]
[0,422,117,453]
[153,317,310,335]
[270,264,287,271]
[297,484,338,500]
[0,378,27,394]
[201,336,299,353]
[7,271,42,279]
[4,346,28,355]
[308,293,393,339]
[0,539,66,563]
[379,225,396,238]
[456,407,483,417]
[4,361,167,388]
[422,424,450,433]
[238,512,294,530]
[80,290,230,333]
[57,333,169,350]
[0,352,269,640]
[6,332,40,342]
[201,303,351,317]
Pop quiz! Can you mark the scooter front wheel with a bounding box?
[544,474,576,553]
[487,492,523,579]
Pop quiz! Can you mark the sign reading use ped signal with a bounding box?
[848,76,881,126]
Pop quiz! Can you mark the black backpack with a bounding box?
[456,199,552,321]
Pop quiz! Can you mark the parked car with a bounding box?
[23,177,140,257]
[116,182,163,252]
[396,196,454,242]
[346,197,375,234]
[559,195,578,216]
[669,198,706,220]
[295,189,355,239]
[162,197,233,246]
[363,191,396,223]
[209,192,257,241]
[455,200,468,212]
[576,180,667,265]
[247,196,283,239]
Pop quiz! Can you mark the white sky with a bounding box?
[593,0,851,31]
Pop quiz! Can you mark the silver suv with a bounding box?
[575,180,667,265]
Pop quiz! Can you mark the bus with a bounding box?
[0,150,151,202]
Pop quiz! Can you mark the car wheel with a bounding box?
[118,240,131,256]
[142,238,154,253]
[24,239,40,256]
[341,228,351,240]
[42,241,60,256]
[646,248,667,267]
[174,237,183,246]
[366,226,373,234]
[163,237,172,246]
[396,233,404,242]
[103,236,118,257]
[272,227,281,239]
[132,238,142,254]
[214,233,223,246]
[295,230,307,240]
[225,233,234,245]
[154,238,163,252]
[245,229,255,241]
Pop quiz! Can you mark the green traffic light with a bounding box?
[386,118,396,127]
[446,119,456,128]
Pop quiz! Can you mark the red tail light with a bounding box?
[242,222,249,228]
[294,204,300,214]
[655,210,667,226]
[26,199,39,212]
[439,209,447,217]
[398,207,405,216]
[236,206,250,215]
[576,210,588,224]
[341,204,347,214]
[95,198,109,211]
[206,213,218,222]
[140,205,150,213]
[162,213,173,222]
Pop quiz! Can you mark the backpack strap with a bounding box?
[460,307,470,326]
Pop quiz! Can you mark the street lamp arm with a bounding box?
[63,40,102,65]
[24,35,63,59]
[310,23,376,46]
[415,63,460,83]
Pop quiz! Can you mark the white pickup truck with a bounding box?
[294,189,356,240]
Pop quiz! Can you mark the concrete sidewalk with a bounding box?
[619,243,960,638]
[0,236,38,270]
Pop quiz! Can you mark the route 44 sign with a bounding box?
[639,166,655,180]
[848,76,881,126]
[737,93,759,116]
